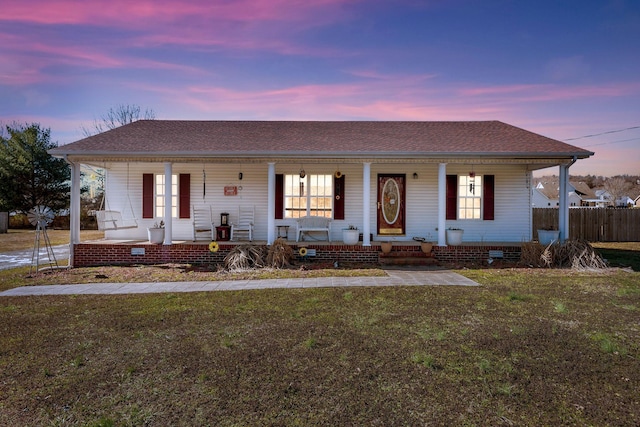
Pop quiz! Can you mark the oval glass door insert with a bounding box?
[382,178,400,225]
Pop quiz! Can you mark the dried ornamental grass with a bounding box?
[521,240,608,270]
[520,242,547,267]
[266,238,294,268]
[223,244,267,271]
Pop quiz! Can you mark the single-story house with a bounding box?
[532,179,596,207]
[582,189,635,208]
[50,120,593,267]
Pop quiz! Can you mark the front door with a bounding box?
[377,174,405,235]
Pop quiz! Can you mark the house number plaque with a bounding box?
[224,186,238,196]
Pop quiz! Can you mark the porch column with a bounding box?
[362,162,371,246]
[267,162,276,245]
[437,163,447,246]
[163,162,173,245]
[559,163,570,242]
[69,161,81,266]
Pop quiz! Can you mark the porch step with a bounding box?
[378,251,439,266]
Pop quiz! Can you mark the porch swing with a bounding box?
[95,164,139,231]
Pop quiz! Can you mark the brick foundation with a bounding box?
[72,242,521,267]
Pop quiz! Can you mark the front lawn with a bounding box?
[0,229,104,252]
[1,268,638,425]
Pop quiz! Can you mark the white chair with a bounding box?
[192,205,214,241]
[231,206,254,241]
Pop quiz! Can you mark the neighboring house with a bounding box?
[584,189,635,208]
[583,189,614,208]
[634,194,640,208]
[617,196,635,207]
[532,181,560,208]
[49,120,593,267]
[532,179,595,207]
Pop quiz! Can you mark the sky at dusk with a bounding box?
[1,0,639,177]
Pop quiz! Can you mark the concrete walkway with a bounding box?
[0,268,479,296]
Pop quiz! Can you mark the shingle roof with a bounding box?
[571,181,596,198]
[535,179,597,200]
[50,120,594,160]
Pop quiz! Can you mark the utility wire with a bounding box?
[564,125,640,141]
[581,137,640,148]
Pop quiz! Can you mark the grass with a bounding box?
[0,235,639,424]
[0,229,104,252]
[0,270,638,424]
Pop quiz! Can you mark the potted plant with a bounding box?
[537,226,559,245]
[380,241,393,254]
[420,233,434,255]
[446,227,464,246]
[147,221,165,244]
[342,225,359,245]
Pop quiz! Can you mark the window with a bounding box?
[458,174,482,219]
[446,174,494,221]
[143,173,190,219]
[155,174,178,218]
[284,174,332,218]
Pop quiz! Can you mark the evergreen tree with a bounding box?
[0,123,70,213]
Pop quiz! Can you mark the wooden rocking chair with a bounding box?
[231,206,254,241]
[192,205,214,241]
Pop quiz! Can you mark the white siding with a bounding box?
[103,161,533,243]
[366,164,532,243]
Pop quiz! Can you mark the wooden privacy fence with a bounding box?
[533,208,640,242]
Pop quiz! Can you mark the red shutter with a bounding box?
[142,173,154,219]
[334,175,345,220]
[275,174,284,219]
[179,174,190,219]
[446,175,457,220]
[483,174,495,220]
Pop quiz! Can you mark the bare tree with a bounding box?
[81,104,155,137]
[603,176,630,207]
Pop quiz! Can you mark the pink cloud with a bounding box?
[0,0,357,27]
[134,32,343,57]
[460,82,640,102]
[0,0,361,84]
[134,75,517,123]
[0,30,209,87]
[346,69,439,82]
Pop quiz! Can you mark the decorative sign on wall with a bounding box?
[224,186,238,196]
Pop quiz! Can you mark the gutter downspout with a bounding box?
[63,155,81,267]
[558,156,577,243]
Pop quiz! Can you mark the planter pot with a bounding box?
[147,228,165,244]
[380,241,393,254]
[420,241,433,255]
[446,229,464,246]
[537,229,560,245]
[342,229,359,245]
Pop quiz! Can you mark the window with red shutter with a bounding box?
[142,174,154,219]
[446,175,457,220]
[483,175,495,220]
[334,174,345,220]
[275,174,284,219]
[179,174,190,219]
